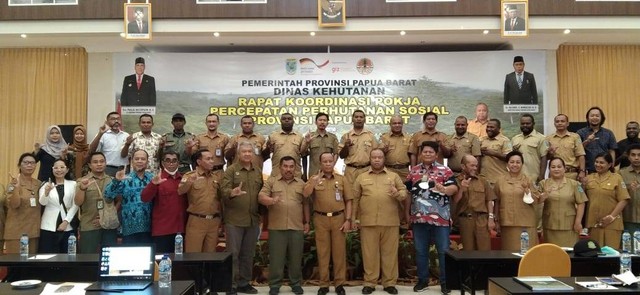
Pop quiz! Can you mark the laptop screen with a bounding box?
[99,245,154,280]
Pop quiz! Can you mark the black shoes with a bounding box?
[383,286,398,295]
[413,280,429,293]
[226,288,237,295]
[335,285,346,295]
[236,285,258,294]
[292,286,304,295]
[441,283,451,295]
[317,287,330,295]
[269,288,279,295]
[362,286,375,294]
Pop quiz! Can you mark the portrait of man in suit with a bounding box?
[504,56,538,105]
[127,7,149,34]
[504,5,525,32]
[120,57,156,107]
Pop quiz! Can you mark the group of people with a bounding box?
[0,57,638,295]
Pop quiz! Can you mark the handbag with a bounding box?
[92,179,120,230]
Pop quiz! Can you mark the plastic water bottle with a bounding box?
[174,233,184,255]
[620,250,632,274]
[67,233,77,255]
[159,254,172,288]
[633,230,640,255]
[20,233,29,257]
[622,231,632,252]
[520,228,529,255]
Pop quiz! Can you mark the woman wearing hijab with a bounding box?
[38,159,79,253]
[34,125,68,182]
[67,125,90,179]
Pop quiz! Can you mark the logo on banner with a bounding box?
[286,59,297,75]
[356,58,374,75]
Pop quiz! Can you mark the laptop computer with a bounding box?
[85,244,155,291]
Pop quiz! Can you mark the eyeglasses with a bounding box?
[21,160,36,166]
[163,158,179,164]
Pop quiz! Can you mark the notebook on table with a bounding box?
[85,244,155,291]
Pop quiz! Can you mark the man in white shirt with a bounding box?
[89,112,130,176]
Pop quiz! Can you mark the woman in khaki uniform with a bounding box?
[584,153,629,249]
[539,157,587,247]
[494,151,539,251]
[4,153,42,254]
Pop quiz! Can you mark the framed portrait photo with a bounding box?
[124,3,152,40]
[318,0,346,28]
[501,0,528,38]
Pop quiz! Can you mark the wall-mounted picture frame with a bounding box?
[124,3,152,41]
[501,0,528,38]
[318,0,346,28]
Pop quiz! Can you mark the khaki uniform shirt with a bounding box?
[546,132,585,169]
[540,177,588,230]
[195,132,230,167]
[128,131,163,171]
[353,168,408,227]
[221,163,263,227]
[585,172,630,229]
[455,175,495,215]
[260,175,306,230]
[224,132,267,169]
[306,132,339,175]
[448,132,481,172]
[409,129,449,163]
[379,132,411,167]
[620,167,640,223]
[5,177,42,239]
[180,169,221,215]
[479,134,512,184]
[339,129,379,166]
[512,130,548,182]
[494,173,536,227]
[308,173,352,214]
[77,173,113,231]
[467,119,488,138]
[268,131,305,175]
[162,131,195,170]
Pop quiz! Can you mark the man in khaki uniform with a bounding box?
[620,144,640,234]
[178,149,222,253]
[379,115,411,226]
[304,112,339,178]
[161,113,195,174]
[267,113,308,178]
[339,110,378,200]
[546,114,586,181]
[189,113,230,181]
[448,116,481,174]
[409,111,450,165]
[221,142,263,295]
[352,149,407,295]
[479,119,512,185]
[467,102,490,138]
[453,155,496,251]
[512,114,548,183]
[303,152,351,295]
[224,115,267,170]
[259,156,310,295]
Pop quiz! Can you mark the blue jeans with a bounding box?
[413,223,450,283]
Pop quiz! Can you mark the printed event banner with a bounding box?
[113,51,547,143]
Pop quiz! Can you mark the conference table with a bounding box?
[0,280,195,294]
[445,250,640,295]
[488,277,640,294]
[0,252,232,293]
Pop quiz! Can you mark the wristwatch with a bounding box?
[7,185,15,193]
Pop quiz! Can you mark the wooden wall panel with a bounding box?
[557,45,640,141]
[2,0,640,20]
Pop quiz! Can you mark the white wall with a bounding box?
[87,53,115,140]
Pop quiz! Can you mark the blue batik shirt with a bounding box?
[104,171,153,236]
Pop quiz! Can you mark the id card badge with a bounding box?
[254,146,261,155]
[96,200,104,210]
[216,148,222,157]
[335,190,342,202]
[30,197,37,207]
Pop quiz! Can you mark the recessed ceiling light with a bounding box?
[310,32,316,36]
[563,29,571,34]
[119,32,125,38]
[20,34,27,38]
[400,31,406,36]
[213,32,220,37]
[483,30,489,35]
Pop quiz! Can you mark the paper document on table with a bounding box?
[40,282,91,295]
[575,281,618,290]
[612,270,640,286]
[28,254,56,260]
[511,252,524,257]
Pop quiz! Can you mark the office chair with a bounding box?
[518,243,571,276]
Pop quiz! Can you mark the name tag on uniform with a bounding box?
[216,148,222,157]
[97,200,104,210]
[30,197,36,207]
[254,147,261,155]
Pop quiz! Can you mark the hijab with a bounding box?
[41,125,68,159]
[70,125,89,152]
